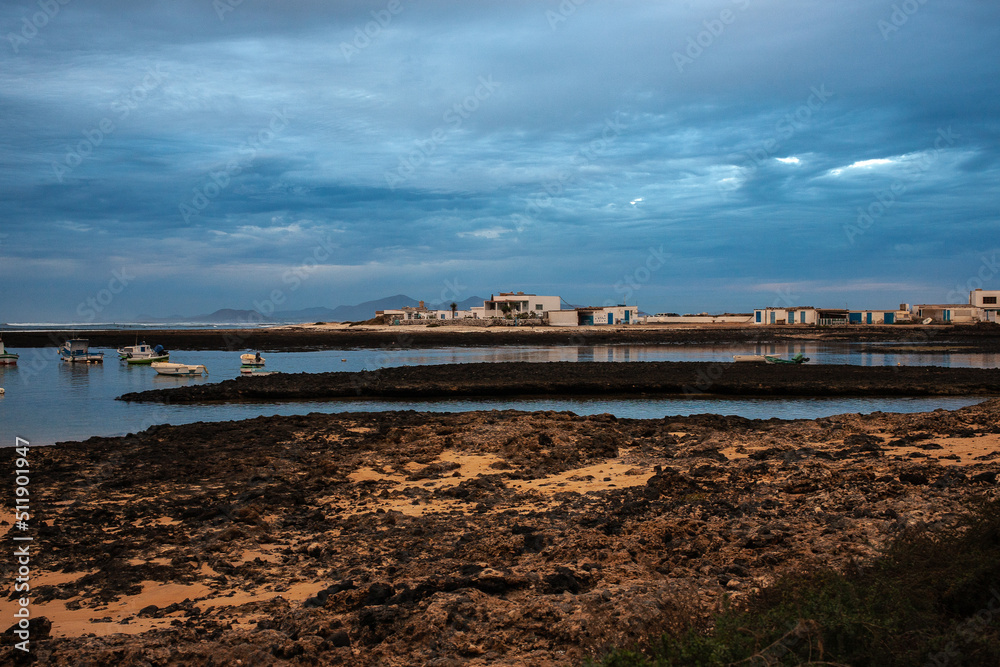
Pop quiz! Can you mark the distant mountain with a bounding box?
[135,294,488,324]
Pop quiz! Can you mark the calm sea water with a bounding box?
[1,342,997,446]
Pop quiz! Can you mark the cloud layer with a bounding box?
[1,0,998,320]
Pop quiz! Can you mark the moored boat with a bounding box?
[59,339,104,363]
[240,352,265,367]
[0,338,18,365]
[118,342,169,364]
[151,362,208,376]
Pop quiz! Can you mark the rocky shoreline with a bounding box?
[117,361,1000,403]
[2,401,999,665]
[5,322,1000,351]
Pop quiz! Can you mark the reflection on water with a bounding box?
[1,342,997,446]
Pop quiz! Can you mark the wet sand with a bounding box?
[2,401,999,665]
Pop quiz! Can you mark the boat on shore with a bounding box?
[59,339,104,363]
[733,354,768,362]
[764,353,809,364]
[118,342,169,364]
[240,369,280,376]
[0,338,18,365]
[151,362,208,376]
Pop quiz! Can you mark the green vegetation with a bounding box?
[594,499,1000,666]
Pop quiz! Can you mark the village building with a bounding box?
[473,292,562,319]
[912,304,982,324]
[970,289,1000,322]
[548,305,639,326]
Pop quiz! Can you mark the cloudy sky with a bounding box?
[1,0,998,321]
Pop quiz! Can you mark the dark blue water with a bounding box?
[1,343,996,446]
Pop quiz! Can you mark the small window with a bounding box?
[535,304,543,311]
[984,296,997,304]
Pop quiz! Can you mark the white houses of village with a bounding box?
[752,290,1000,325]
[377,292,639,326]
[377,288,1000,327]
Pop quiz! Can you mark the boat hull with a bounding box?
[151,362,208,376]
[125,355,170,365]
[0,355,18,365]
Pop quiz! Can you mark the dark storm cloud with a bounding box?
[1,0,998,319]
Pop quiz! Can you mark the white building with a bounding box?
[753,306,910,325]
[912,304,982,324]
[379,301,468,322]
[548,305,639,326]
[479,292,562,319]
[970,289,999,322]
[753,307,821,325]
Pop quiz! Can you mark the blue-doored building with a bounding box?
[548,305,639,326]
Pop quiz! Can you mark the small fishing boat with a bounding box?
[733,354,767,362]
[0,338,18,365]
[59,339,104,363]
[240,352,265,367]
[151,362,208,376]
[240,369,280,376]
[764,353,809,365]
[118,342,169,364]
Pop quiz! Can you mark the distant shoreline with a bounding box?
[4,321,1000,351]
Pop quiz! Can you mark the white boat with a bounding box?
[0,338,18,365]
[151,362,208,376]
[240,369,280,376]
[733,354,768,362]
[240,352,265,367]
[59,339,104,363]
[118,342,169,364]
